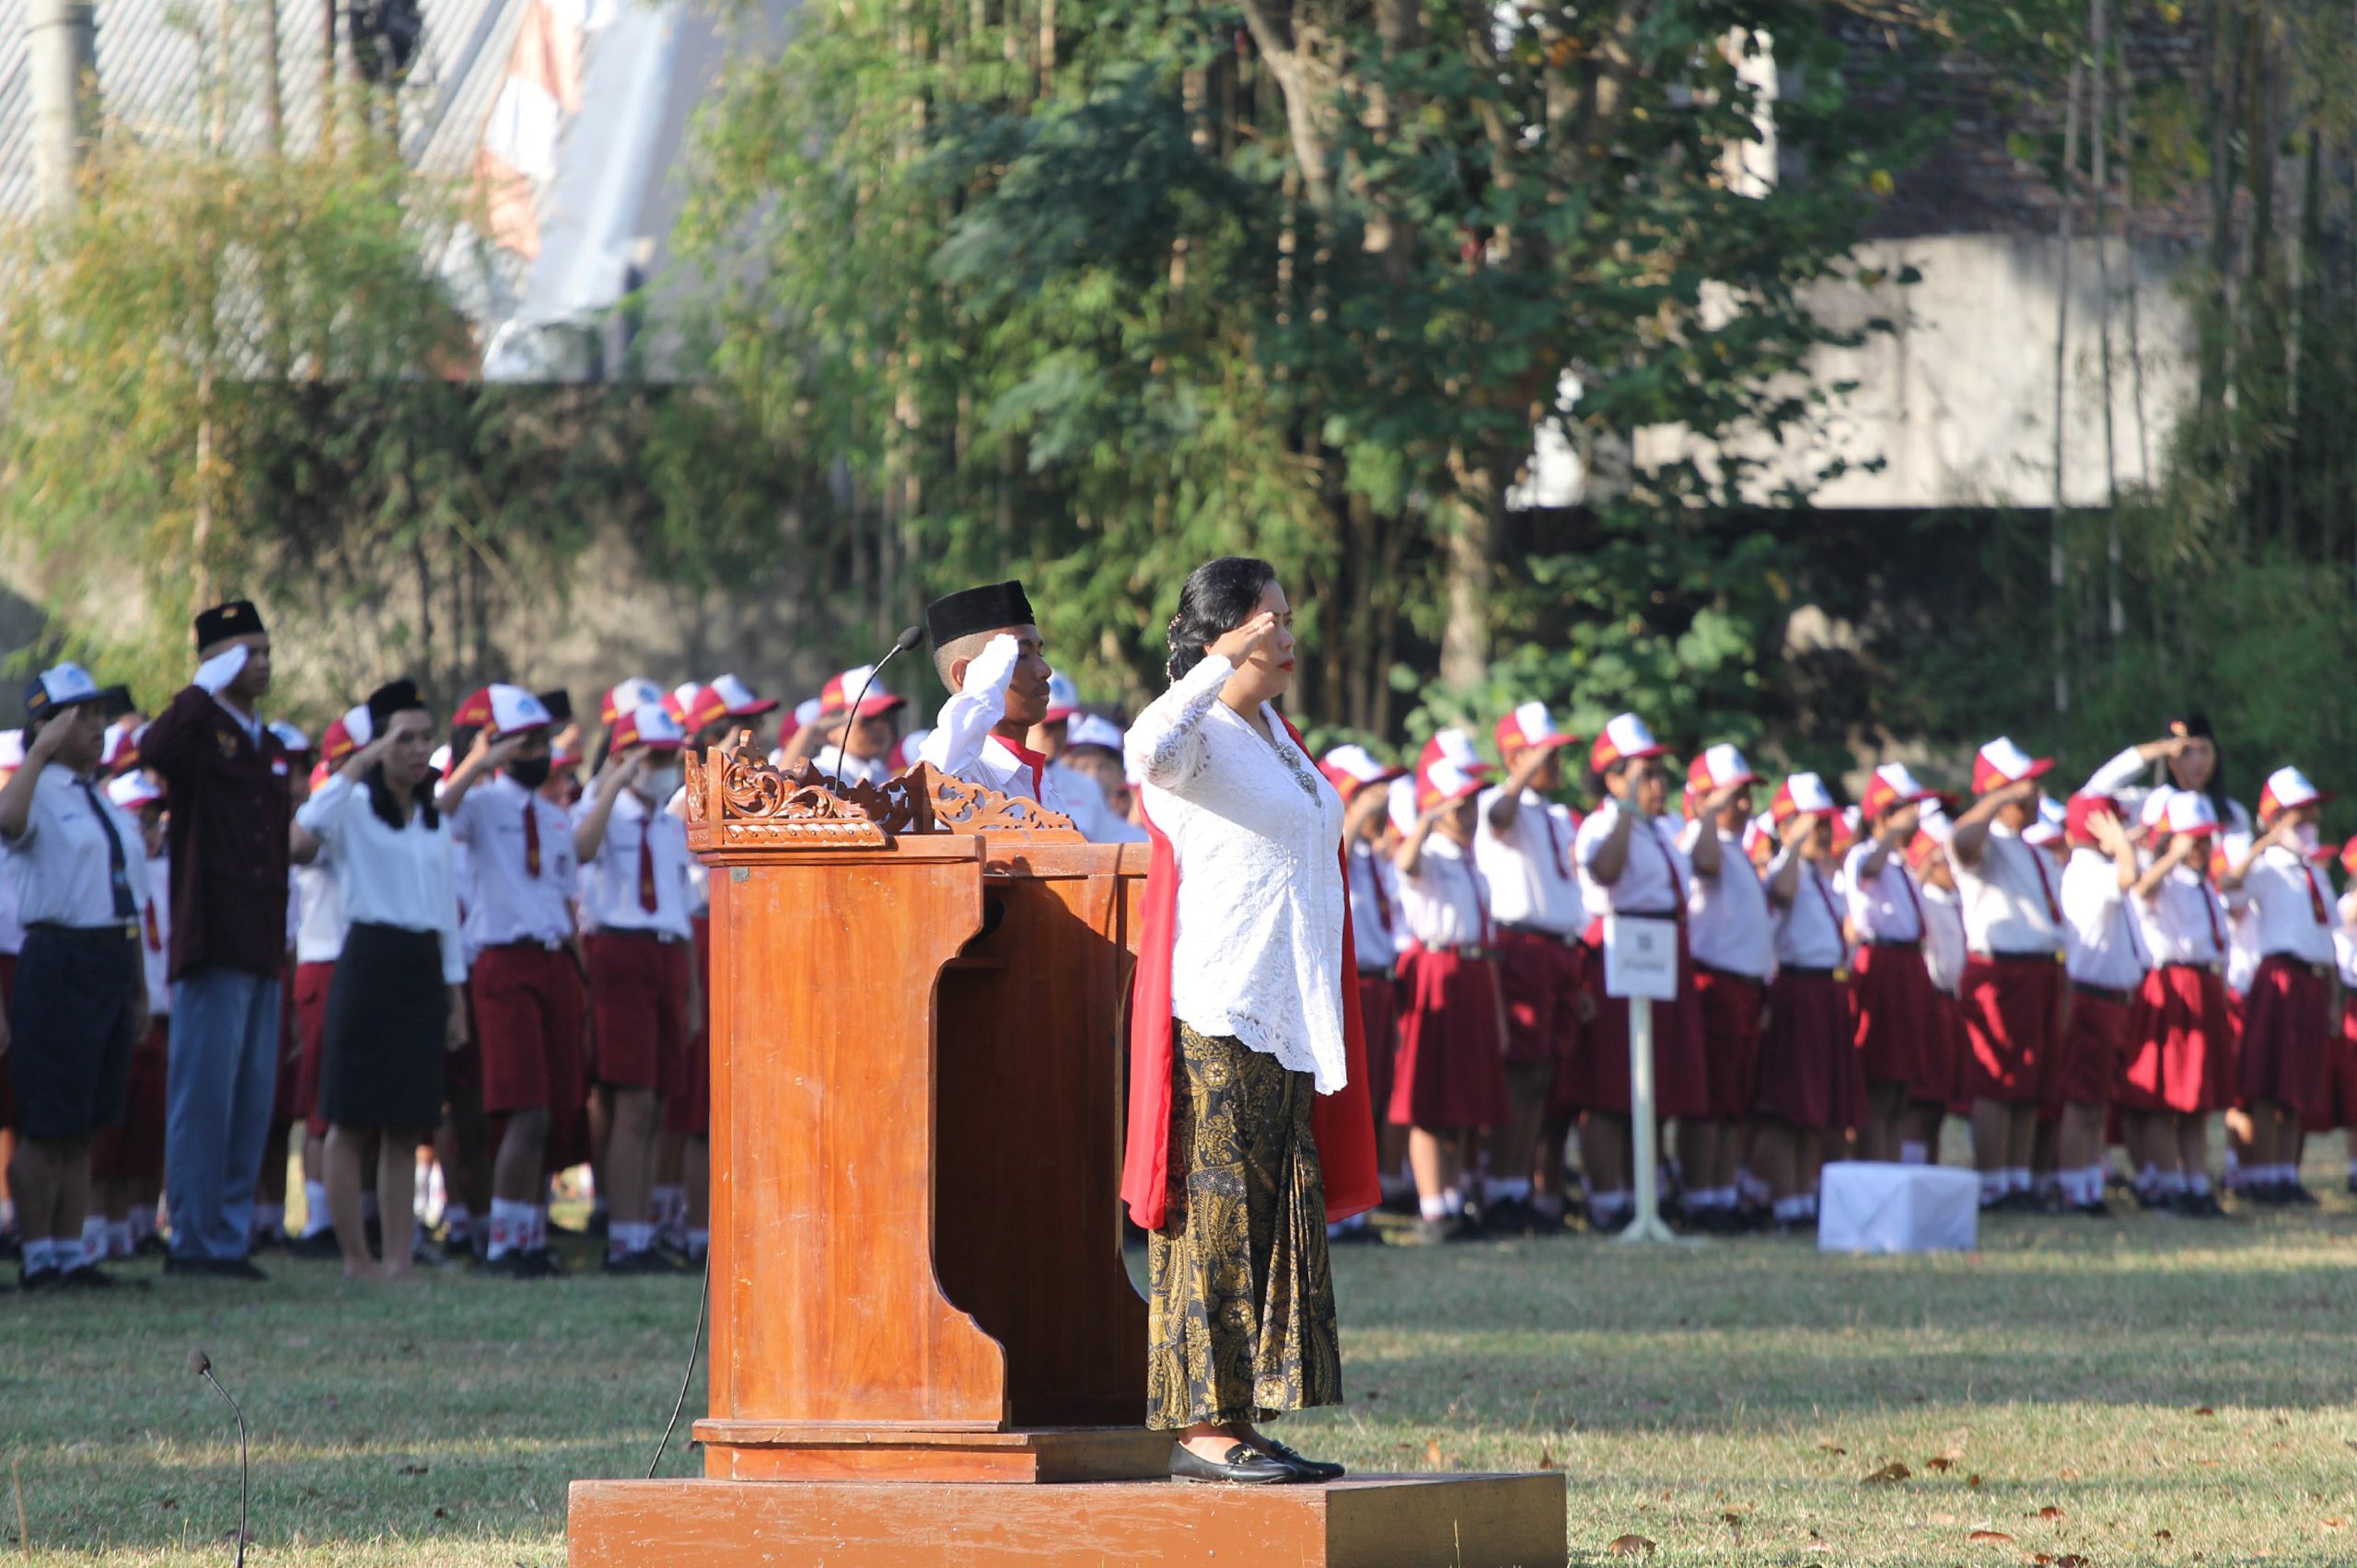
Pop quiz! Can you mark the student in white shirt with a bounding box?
[1845,764,1941,1164]
[1906,826,1969,1162]
[1948,738,2066,1210]
[1055,714,1150,845]
[442,685,583,1278]
[2218,766,2337,1204]
[1674,745,1780,1229]
[284,713,363,1258]
[807,667,906,790]
[1319,746,1410,1229]
[292,680,467,1283]
[0,665,153,1289]
[2051,794,2146,1214]
[2119,789,2234,1215]
[1753,773,1856,1229]
[573,702,698,1273]
[89,771,171,1262]
[1470,706,1583,1237]
[911,581,1074,819]
[1568,714,1713,1233]
[1389,746,1507,1244]
[2330,840,2357,1197]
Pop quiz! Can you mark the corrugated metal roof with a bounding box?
[0,0,528,219]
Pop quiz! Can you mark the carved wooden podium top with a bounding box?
[682,743,1086,850]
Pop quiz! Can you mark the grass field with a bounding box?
[5,1171,2355,1567]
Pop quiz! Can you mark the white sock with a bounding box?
[2187,1170,2212,1196]
[2008,1167,2033,1194]
[1440,1187,1466,1216]
[0,1199,14,1232]
[2223,1149,2241,1180]
[443,1203,473,1243]
[1736,1169,1771,1206]
[81,1214,108,1257]
[109,1220,134,1259]
[301,1181,331,1237]
[1529,1191,1564,1218]
[1772,1195,1811,1221]
[1980,1171,2006,1203]
[1483,1176,1532,1205]
[1898,1141,1929,1166]
[1418,1195,1451,1222]
[22,1237,55,1272]
[52,1237,84,1272]
[610,1221,655,1256]
[532,1206,549,1251]
[1590,1189,1630,1217]
[488,1199,527,1260]
[130,1206,156,1243]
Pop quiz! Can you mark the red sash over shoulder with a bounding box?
[1119,714,1380,1229]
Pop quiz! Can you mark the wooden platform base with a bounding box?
[691,1422,1174,1482]
[568,1473,1569,1568]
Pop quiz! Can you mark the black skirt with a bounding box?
[319,923,447,1131]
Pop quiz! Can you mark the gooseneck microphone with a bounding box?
[846,625,925,726]
[189,1349,249,1568]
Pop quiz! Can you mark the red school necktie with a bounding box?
[1896,863,1926,940]
[522,797,542,878]
[636,823,659,914]
[143,897,162,953]
[1542,807,1570,879]
[2026,844,2061,923]
[1649,822,1687,908]
[1356,852,1394,935]
[2200,881,2224,954]
[2304,862,2329,925]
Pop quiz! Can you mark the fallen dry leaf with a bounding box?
[2056,1556,2087,1567]
[1864,1461,1912,1484]
[1927,1457,1956,1472]
[2030,1553,2053,1565]
[2153,1531,2172,1541]
[1969,1474,1985,1489]
[2325,1518,2349,1531]
[1424,1439,1444,1467]
[1723,1511,1745,1527]
[1819,1441,1849,1456]
[1968,1529,2015,1543]
[2192,1405,2216,1417]
[1538,1452,1559,1471]
[2039,1506,2067,1521]
[1606,1534,1656,1557]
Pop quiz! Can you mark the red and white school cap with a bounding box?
[1916,800,1954,842]
[1065,714,1127,754]
[1744,811,1777,867]
[455,684,552,739]
[1861,761,1936,819]
[2024,796,2067,846]
[2155,789,2221,839]
[2258,765,2328,819]
[427,744,452,781]
[319,704,370,769]
[101,716,145,772]
[665,682,723,735]
[1418,727,1485,775]
[1493,702,1576,756]
[1590,713,1667,772]
[819,666,906,719]
[1687,743,1760,796]
[1043,672,1080,725]
[1768,772,1838,822]
[1387,773,1419,836]
[793,697,823,732]
[2062,791,2120,845]
[1904,827,1944,870]
[267,720,311,758]
[1320,743,1405,797]
[106,771,163,812]
[1418,752,1491,813]
[601,678,667,726]
[708,673,780,717]
[611,703,687,753]
[1970,736,2056,794]
[1831,806,1863,858]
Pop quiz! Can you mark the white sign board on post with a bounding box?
[1603,915,1680,1243]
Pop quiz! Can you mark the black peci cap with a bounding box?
[365,679,426,737]
[924,580,1036,648]
[536,689,574,726]
[194,599,267,654]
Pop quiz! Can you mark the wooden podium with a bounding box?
[566,749,1565,1567]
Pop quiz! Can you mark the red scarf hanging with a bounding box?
[523,796,542,878]
[1120,713,1379,1230]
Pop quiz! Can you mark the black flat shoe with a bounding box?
[1169,1442,1298,1485]
[1260,1439,1344,1481]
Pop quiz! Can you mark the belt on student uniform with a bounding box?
[596,929,686,946]
[1977,948,2063,965]
[2072,981,2132,1005]
[1498,922,1579,947]
[2260,953,2332,981]
[25,920,135,941]
[1692,961,1765,986]
[1862,936,1922,950]
[2160,960,2223,977]
[1357,964,1397,980]
[482,936,568,955]
[1422,944,1495,962]
[1780,965,1841,981]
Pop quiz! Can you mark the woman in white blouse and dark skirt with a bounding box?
[1120,557,1378,1486]
[292,680,468,1281]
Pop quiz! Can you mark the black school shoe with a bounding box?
[164,1255,271,1281]
[1260,1439,1345,1481]
[19,1265,60,1293]
[284,1230,343,1260]
[600,1248,675,1276]
[1169,1442,1298,1485]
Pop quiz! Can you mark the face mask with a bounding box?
[638,763,685,802]
[506,755,552,791]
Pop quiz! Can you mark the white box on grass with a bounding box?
[1817,1162,1980,1254]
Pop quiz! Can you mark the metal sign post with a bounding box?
[1603,915,1680,1244]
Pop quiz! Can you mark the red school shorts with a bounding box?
[2049,984,2131,1115]
[292,959,336,1139]
[2238,954,2331,1122]
[1493,928,1581,1069]
[1355,969,1401,1132]
[1553,927,1708,1121]
[1959,953,2061,1105]
[1692,967,1766,1122]
[1756,969,1865,1132]
[473,942,589,1117]
[662,915,713,1137]
[583,931,691,1093]
[1851,942,1934,1089]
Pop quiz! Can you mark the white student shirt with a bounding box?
[1921,884,1968,996]
[1841,841,1927,944]
[1,764,153,928]
[0,861,20,955]
[571,787,694,941]
[138,850,171,1016]
[1768,850,1848,970]
[1346,840,1402,973]
[2241,843,2336,964]
[2137,867,2228,968]
[1575,801,1689,923]
[1400,834,1492,951]
[911,647,1078,821]
[1129,654,1348,1094]
[2336,889,2357,989]
[448,774,581,949]
[811,746,893,791]
[1679,821,1771,981]
[293,854,348,965]
[293,772,466,983]
[1954,825,2062,957]
[1047,759,1148,844]
[1474,788,1582,935]
[2060,845,2147,990]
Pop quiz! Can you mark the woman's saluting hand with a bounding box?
[1208,610,1282,668]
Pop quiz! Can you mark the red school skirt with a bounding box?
[1910,990,1965,1110]
[91,1020,169,1185]
[291,959,336,1139]
[2117,964,2235,1117]
[2238,954,2331,1121]
[1757,969,1865,1132]
[1355,969,1402,1131]
[1493,928,1581,1069]
[1553,926,1708,1121]
[1692,967,1765,1122]
[2311,993,2357,1133]
[1387,945,1508,1132]
[1851,943,1934,1089]
[662,914,714,1137]
[1959,953,2061,1105]
[2047,983,2131,1115]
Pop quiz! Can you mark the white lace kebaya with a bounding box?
[1127,653,1350,1094]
